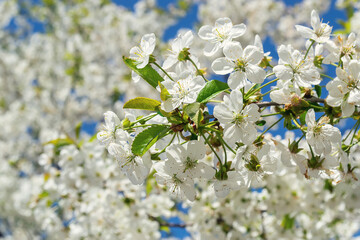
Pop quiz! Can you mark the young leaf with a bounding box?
[315,85,322,98]
[159,82,170,101]
[183,102,202,127]
[299,112,306,125]
[183,102,201,119]
[281,214,295,230]
[132,125,170,156]
[123,56,164,88]
[255,120,266,126]
[196,80,229,103]
[45,138,76,155]
[124,97,161,111]
[75,122,82,139]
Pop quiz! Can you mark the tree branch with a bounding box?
[255,96,326,108]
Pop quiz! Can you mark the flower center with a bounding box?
[121,155,137,168]
[176,80,189,100]
[347,77,359,90]
[235,59,247,72]
[245,154,261,172]
[214,28,227,42]
[184,156,197,171]
[172,174,183,185]
[232,113,245,127]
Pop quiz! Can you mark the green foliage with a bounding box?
[46,138,76,155]
[123,57,164,88]
[124,97,161,111]
[281,214,295,230]
[255,120,266,126]
[196,80,229,103]
[315,85,322,98]
[131,125,170,156]
[183,102,203,129]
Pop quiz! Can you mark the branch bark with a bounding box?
[255,96,326,108]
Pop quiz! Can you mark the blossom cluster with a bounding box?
[100,9,360,201]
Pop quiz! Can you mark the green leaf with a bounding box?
[183,102,202,128]
[196,80,229,103]
[284,118,298,130]
[160,226,170,233]
[45,138,76,155]
[89,133,98,142]
[324,179,334,193]
[124,97,161,111]
[75,122,82,139]
[123,57,164,88]
[46,138,74,148]
[281,214,295,230]
[155,105,172,117]
[315,85,322,98]
[255,120,266,126]
[132,125,170,156]
[159,82,170,101]
[299,112,306,125]
[38,191,49,199]
[183,102,200,119]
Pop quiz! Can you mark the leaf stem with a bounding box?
[153,62,175,81]
[303,40,315,60]
[246,78,279,99]
[187,57,208,82]
[320,73,333,80]
[200,131,223,166]
[260,116,284,137]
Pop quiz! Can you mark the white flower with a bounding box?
[97,111,122,145]
[305,109,341,155]
[326,60,360,117]
[273,44,321,88]
[129,33,156,69]
[166,141,215,180]
[269,80,294,104]
[154,160,196,201]
[212,42,265,90]
[295,10,332,43]
[214,90,260,146]
[108,138,152,185]
[236,144,277,187]
[213,171,244,198]
[324,33,357,65]
[160,73,205,112]
[163,30,194,69]
[300,151,339,179]
[198,17,246,56]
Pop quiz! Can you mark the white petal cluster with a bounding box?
[154,141,215,201]
[214,90,260,145]
[198,17,246,56]
[129,33,156,69]
[326,60,360,116]
[295,10,332,43]
[305,109,341,155]
[273,44,321,88]
[161,73,205,112]
[212,42,265,90]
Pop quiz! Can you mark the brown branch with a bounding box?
[256,102,282,108]
[255,96,326,108]
[304,96,325,103]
